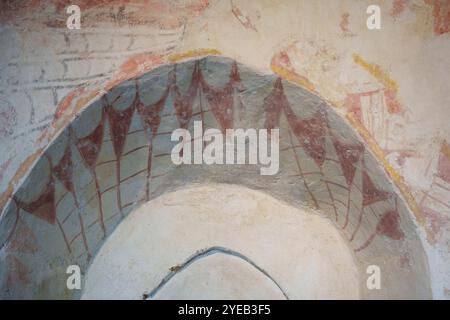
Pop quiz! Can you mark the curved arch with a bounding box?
[0,55,431,299]
[146,246,289,300]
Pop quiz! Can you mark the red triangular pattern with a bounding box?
[263,78,286,130]
[376,209,404,240]
[362,170,390,206]
[288,110,328,167]
[7,218,39,254]
[174,62,200,129]
[52,143,74,193]
[202,61,242,131]
[332,137,364,186]
[76,110,105,169]
[108,101,135,158]
[14,176,56,225]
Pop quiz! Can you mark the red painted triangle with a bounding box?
[76,112,105,169]
[202,61,242,131]
[52,143,74,193]
[14,176,56,225]
[290,110,328,167]
[376,209,404,240]
[108,101,135,158]
[7,218,39,254]
[263,78,286,130]
[332,137,364,186]
[362,170,390,206]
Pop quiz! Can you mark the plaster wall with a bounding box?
[82,184,360,300]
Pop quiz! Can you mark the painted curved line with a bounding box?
[147,246,289,300]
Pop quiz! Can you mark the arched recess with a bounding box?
[0,56,431,299]
[81,184,361,300]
